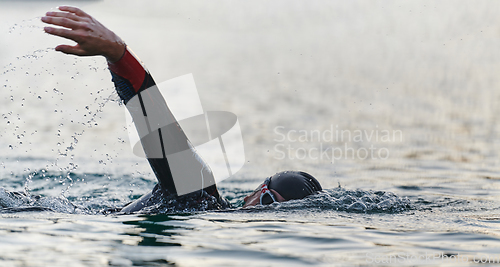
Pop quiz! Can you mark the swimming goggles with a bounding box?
[259,178,277,205]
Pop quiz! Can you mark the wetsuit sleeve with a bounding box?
[108,47,220,200]
[108,47,147,100]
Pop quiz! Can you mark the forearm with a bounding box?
[108,47,176,194]
[108,49,217,197]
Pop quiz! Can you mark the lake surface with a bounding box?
[1,1,500,266]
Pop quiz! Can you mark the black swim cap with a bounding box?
[267,171,322,201]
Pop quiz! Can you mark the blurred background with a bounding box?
[1,0,500,194]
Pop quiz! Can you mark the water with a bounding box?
[2,0,500,266]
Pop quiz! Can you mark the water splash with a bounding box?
[0,184,81,214]
[0,170,131,214]
[8,17,43,35]
[1,45,122,197]
[243,186,411,213]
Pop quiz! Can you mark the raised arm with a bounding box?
[42,7,225,209]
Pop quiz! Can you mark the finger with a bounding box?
[45,11,84,22]
[55,45,88,56]
[58,6,91,18]
[41,16,82,30]
[44,26,82,42]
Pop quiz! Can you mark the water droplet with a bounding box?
[8,145,12,149]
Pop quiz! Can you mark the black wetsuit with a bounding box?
[108,47,229,212]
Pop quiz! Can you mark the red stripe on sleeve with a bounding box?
[108,47,146,93]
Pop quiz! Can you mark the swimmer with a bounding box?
[41,6,322,212]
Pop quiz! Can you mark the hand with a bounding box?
[41,6,126,63]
